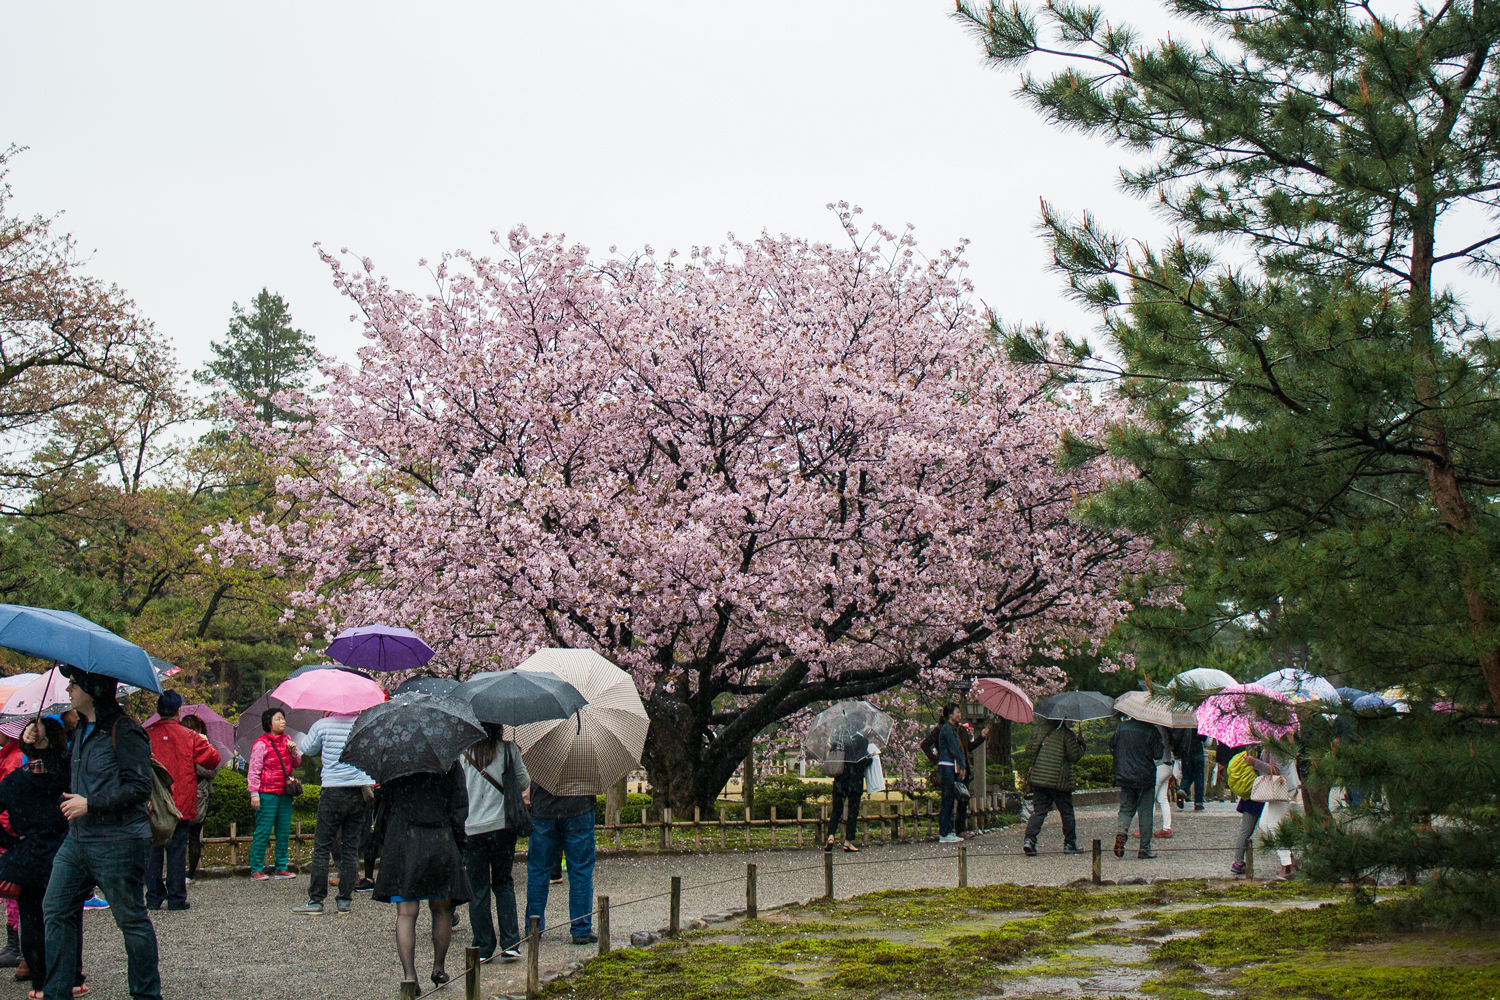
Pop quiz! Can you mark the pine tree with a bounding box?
[195,289,317,423]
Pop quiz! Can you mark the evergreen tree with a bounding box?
[195,289,317,422]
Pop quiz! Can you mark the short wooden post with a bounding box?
[958,844,968,888]
[1245,849,1254,880]
[899,800,906,841]
[400,980,418,1000]
[229,822,238,868]
[797,805,804,848]
[823,849,834,900]
[1092,839,1102,884]
[661,806,671,849]
[770,806,777,848]
[464,945,480,1000]
[598,895,611,955]
[642,816,649,851]
[526,916,541,997]
[719,806,727,849]
[746,862,758,919]
[669,876,681,936]
[694,806,701,851]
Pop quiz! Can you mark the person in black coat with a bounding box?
[372,764,470,993]
[0,718,74,996]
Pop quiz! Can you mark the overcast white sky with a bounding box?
[5,1,1488,381]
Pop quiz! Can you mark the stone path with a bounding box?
[13,801,1243,999]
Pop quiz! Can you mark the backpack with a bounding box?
[1226,751,1257,800]
[110,719,182,846]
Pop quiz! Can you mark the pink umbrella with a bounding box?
[0,669,71,720]
[972,678,1034,723]
[271,670,387,715]
[142,704,235,766]
[1195,682,1300,747]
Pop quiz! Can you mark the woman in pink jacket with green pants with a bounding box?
[247,709,300,880]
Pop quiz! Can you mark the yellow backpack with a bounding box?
[1226,751,1257,799]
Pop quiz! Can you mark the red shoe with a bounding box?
[1155,829,1173,838]
[250,872,271,882]
[273,870,297,879]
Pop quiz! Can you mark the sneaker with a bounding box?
[336,899,351,914]
[1063,844,1084,854]
[1230,861,1246,876]
[250,872,271,882]
[82,893,109,909]
[1113,833,1126,858]
[292,901,324,915]
[273,870,297,879]
[1155,829,1173,838]
[570,933,597,945]
[1022,840,1037,856]
[1194,804,1206,811]
[166,902,191,912]
[500,948,521,963]
[354,878,376,892]
[1138,850,1158,859]
[184,878,195,886]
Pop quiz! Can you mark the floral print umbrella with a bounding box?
[340,692,485,784]
[1194,683,1300,746]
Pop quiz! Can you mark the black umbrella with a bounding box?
[339,692,484,783]
[393,675,459,698]
[453,670,587,727]
[1033,691,1117,722]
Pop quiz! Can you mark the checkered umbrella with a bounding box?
[509,649,648,796]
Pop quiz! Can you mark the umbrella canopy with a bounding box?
[286,662,373,681]
[325,625,435,673]
[972,679,1034,723]
[1033,691,1117,722]
[0,669,71,721]
[142,704,234,765]
[453,670,586,728]
[1114,690,1198,729]
[509,649,649,796]
[120,656,186,696]
[271,670,387,715]
[0,605,160,693]
[1166,668,1239,698]
[234,694,323,760]
[393,676,460,698]
[1353,693,1388,711]
[1195,683,1301,745]
[339,692,485,783]
[1335,686,1373,704]
[803,701,896,766]
[1254,668,1339,704]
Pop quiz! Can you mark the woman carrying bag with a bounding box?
[247,709,301,881]
[459,724,529,964]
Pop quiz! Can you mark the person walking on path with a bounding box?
[372,764,470,993]
[934,704,965,844]
[1243,746,1301,877]
[1180,731,1208,811]
[1149,726,1187,840]
[459,724,528,963]
[292,712,374,915]
[246,709,300,881]
[176,716,216,883]
[524,780,597,945]
[824,742,869,853]
[144,691,220,911]
[0,719,77,999]
[1021,718,1086,856]
[42,667,161,1000]
[1109,714,1163,859]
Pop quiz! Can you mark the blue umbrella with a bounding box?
[325,625,435,673]
[0,605,160,693]
[1353,694,1387,710]
[1336,686,1373,704]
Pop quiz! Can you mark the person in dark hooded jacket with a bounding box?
[1108,716,1163,859]
[42,668,159,1000]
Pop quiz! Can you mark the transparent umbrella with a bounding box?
[803,701,894,770]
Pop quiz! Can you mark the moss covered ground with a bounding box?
[541,878,1500,1000]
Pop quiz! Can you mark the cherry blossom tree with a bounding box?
[210,208,1152,810]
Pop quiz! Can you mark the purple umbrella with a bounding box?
[324,625,435,674]
[143,704,234,767]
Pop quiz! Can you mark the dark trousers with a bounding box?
[146,822,189,908]
[465,829,519,958]
[1023,786,1077,848]
[309,787,367,904]
[43,834,159,1000]
[1183,751,1207,806]
[938,766,957,837]
[828,772,863,842]
[1117,785,1155,852]
[955,775,970,833]
[360,794,378,879]
[186,823,204,881]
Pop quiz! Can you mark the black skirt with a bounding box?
[373,767,472,904]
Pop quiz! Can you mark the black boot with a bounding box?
[0,921,21,968]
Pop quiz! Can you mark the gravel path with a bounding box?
[16,801,1243,1000]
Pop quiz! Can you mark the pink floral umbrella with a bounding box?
[270,670,387,716]
[0,669,71,721]
[972,678,1034,723]
[1195,682,1300,747]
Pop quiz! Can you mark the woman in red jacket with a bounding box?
[247,709,300,881]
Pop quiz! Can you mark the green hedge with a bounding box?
[203,769,320,837]
[1075,755,1114,789]
[593,792,653,824]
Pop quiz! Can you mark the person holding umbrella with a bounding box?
[1021,718,1086,856]
[1109,711,1164,859]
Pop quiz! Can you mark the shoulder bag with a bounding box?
[478,744,533,837]
[269,738,303,798]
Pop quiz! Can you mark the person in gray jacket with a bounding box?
[43,667,161,1000]
[460,724,529,963]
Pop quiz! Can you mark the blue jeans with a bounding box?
[146,821,189,908]
[525,813,595,938]
[466,829,519,957]
[43,834,160,1000]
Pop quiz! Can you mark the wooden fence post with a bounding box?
[823,849,834,901]
[1092,839,1102,884]
[797,805,804,849]
[746,863,758,919]
[598,896,611,954]
[669,876,681,936]
[464,946,480,1000]
[719,806,726,850]
[694,806,701,851]
[770,806,777,849]
[228,822,238,868]
[958,844,968,888]
[526,916,541,998]
[400,980,418,1000]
